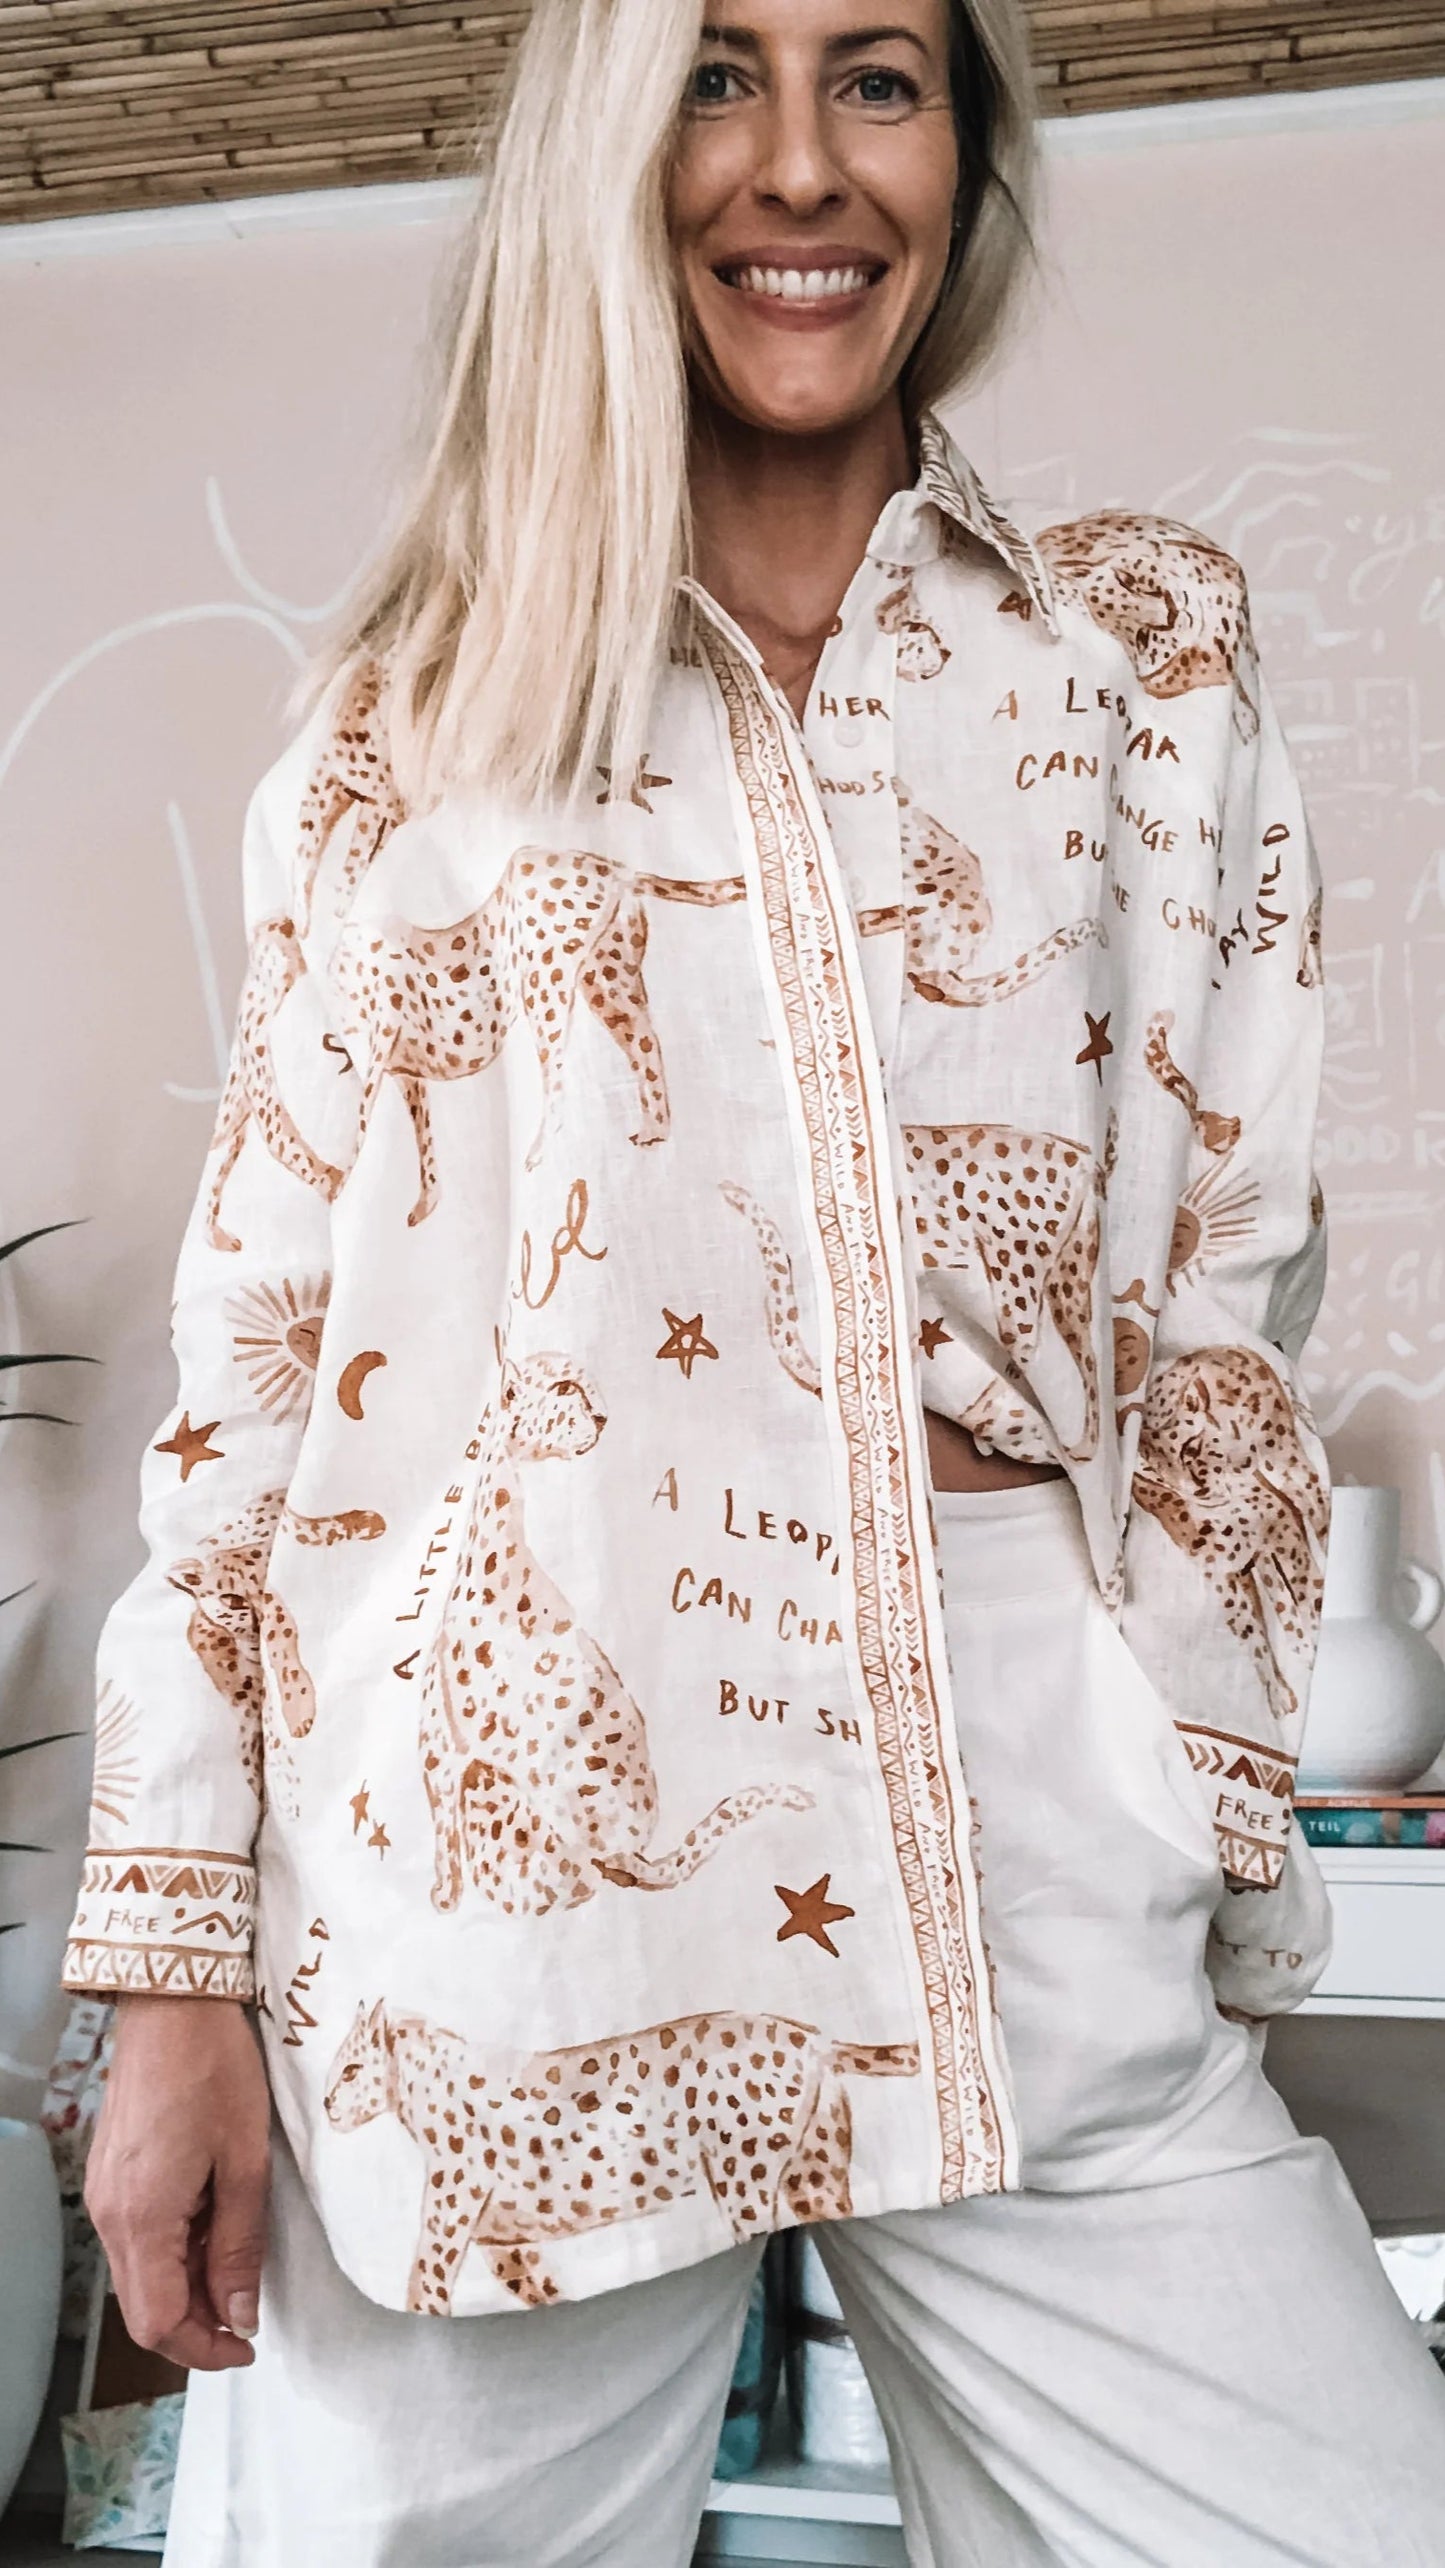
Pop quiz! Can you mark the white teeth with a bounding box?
[732,264,872,300]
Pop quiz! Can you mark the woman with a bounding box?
[64,1,1445,2560]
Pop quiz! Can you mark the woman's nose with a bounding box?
[752,86,847,216]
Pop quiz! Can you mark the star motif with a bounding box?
[656,1308,718,1380]
[775,1874,856,1958]
[1076,1009,1114,1083]
[368,1820,391,1856]
[596,755,673,813]
[349,1784,371,1834]
[919,1316,953,1358]
[153,1411,223,1480]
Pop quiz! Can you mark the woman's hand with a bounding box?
[84,1993,272,2370]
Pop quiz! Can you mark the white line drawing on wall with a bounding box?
[205,477,356,627]
[2,493,354,1118]
[0,602,303,799]
[163,800,232,1103]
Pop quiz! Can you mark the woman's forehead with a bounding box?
[698,0,949,52]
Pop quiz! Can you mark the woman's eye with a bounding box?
[688,59,741,107]
[850,67,919,107]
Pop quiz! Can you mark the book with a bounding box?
[1295,1794,1445,1849]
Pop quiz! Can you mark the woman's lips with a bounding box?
[711,258,887,329]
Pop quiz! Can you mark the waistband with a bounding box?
[929,1473,1095,1606]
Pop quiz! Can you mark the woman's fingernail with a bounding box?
[226,2292,259,2338]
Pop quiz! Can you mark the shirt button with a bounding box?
[835,715,865,747]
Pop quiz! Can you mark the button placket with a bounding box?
[803,595,905,1081]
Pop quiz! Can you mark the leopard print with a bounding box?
[330,853,747,1220]
[295,658,407,938]
[875,565,950,680]
[324,1998,919,2313]
[720,1183,821,1397]
[903,1123,1102,1463]
[421,1350,811,1915]
[856,787,1106,1007]
[1132,1345,1329,1724]
[953,1375,1065,1469]
[1036,514,1260,739]
[169,1493,385,1814]
[1297,886,1324,988]
[1143,1009,1241,1154]
[205,916,348,1253]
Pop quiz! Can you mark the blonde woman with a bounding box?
[64,2,1445,2561]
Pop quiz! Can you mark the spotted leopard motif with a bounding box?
[855,787,1107,1008]
[903,1122,1102,1464]
[1036,513,1260,739]
[1132,1345,1328,1724]
[295,657,407,937]
[324,1997,919,2313]
[420,1351,810,1915]
[1143,1009,1241,1155]
[204,915,348,1254]
[720,1183,821,1396]
[331,852,747,1218]
[169,1493,385,1814]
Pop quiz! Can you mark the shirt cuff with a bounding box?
[60,1845,256,2001]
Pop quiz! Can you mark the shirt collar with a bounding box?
[676,409,1060,656]
[886,409,1060,637]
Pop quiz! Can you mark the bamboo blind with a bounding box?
[2,2,1442,226]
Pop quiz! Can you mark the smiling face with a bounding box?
[667,0,960,439]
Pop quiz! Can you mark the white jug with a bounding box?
[1297,1486,1445,1793]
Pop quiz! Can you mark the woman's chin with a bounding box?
[706,369,892,443]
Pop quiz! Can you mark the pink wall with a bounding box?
[3,85,1443,2105]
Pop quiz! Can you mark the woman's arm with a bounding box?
[62,697,356,2003]
[64,681,361,2362]
[1117,638,1335,2016]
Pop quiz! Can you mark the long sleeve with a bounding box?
[61,689,360,2001]
[1117,641,1335,2017]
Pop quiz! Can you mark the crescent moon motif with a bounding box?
[337,1349,387,1421]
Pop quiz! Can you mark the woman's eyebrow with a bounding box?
[699,23,931,55]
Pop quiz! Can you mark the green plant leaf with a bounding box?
[0,1839,50,1854]
[0,1729,85,1763]
[0,1219,90,1268]
[0,1351,100,1370]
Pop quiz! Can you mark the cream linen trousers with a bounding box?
[162,1479,1445,2568]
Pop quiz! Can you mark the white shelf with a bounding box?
[1301,1848,1445,2016]
[1314,1849,1445,1886]
[705,2457,900,2527]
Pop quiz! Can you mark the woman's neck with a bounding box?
[688,391,914,723]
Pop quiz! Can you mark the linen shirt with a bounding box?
[61,414,1334,2316]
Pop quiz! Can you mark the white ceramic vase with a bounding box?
[0,2115,64,2513]
[1298,1486,1445,1792]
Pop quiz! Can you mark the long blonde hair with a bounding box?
[292,0,1039,816]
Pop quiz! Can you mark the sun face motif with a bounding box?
[1113,1314,1152,1399]
[1166,1162,1261,1296]
[223,1273,331,1419]
[89,1679,141,1841]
